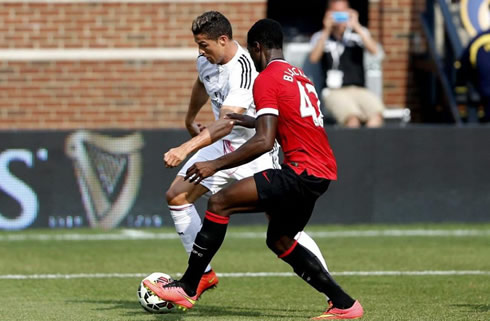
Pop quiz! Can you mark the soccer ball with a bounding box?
[137,272,175,313]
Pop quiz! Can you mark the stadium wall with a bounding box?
[0,0,425,129]
[1,126,489,230]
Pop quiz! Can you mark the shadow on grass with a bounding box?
[452,304,490,313]
[67,299,314,320]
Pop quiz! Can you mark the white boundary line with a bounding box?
[1,271,489,280]
[1,229,489,241]
[0,48,198,61]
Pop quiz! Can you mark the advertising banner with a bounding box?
[0,130,189,230]
[2,127,490,230]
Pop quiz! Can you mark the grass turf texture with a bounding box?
[0,224,489,321]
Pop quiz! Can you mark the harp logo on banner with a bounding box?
[65,131,144,229]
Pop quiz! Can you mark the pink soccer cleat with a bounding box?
[311,300,364,320]
[143,280,197,311]
[196,269,219,299]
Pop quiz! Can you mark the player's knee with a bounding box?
[208,193,227,215]
[165,187,176,204]
[266,234,295,256]
[166,187,186,206]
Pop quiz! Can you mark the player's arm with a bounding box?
[164,118,235,168]
[163,77,209,168]
[309,12,333,63]
[185,77,209,137]
[163,106,249,168]
[164,61,258,168]
[349,9,378,55]
[184,115,277,184]
[225,112,256,128]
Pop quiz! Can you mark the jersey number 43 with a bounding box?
[297,81,324,127]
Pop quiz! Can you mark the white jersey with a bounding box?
[197,42,257,150]
[178,42,280,194]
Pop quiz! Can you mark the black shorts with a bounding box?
[253,164,331,239]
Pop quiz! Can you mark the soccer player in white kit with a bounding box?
[163,11,329,299]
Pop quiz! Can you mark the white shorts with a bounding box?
[178,139,279,195]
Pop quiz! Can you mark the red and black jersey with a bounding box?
[254,59,337,180]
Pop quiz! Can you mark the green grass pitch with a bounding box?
[0,223,489,321]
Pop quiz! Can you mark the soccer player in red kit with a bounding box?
[144,18,364,319]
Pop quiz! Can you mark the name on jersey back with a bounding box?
[283,66,307,83]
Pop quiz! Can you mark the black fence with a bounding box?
[1,126,489,230]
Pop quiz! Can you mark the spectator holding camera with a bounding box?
[309,0,385,128]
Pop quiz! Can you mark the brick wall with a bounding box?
[0,60,206,129]
[0,0,426,129]
[0,1,264,48]
[0,0,266,129]
[368,0,426,112]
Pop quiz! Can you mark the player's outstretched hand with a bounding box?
[164,147,188,168]
[184,161,217,184]
[225,113,256,128]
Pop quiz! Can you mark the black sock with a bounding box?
[180,211,229,296]
[280,241,355,309]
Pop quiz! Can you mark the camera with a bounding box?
[332,11,349,23]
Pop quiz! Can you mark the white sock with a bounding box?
[295,231,329,272]
[169,204,212,273]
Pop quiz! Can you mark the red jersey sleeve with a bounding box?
[253,73,279,117]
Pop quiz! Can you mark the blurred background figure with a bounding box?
[309,0,385,128]
[455,28,490,123]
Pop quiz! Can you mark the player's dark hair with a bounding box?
[247,19,283,50]
[191,11,233,40]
